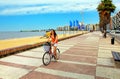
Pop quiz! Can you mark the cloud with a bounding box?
[114,3,120,12]
[0,0,119,15]
[0,0,100,6]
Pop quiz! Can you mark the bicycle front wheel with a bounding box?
[42,52,51,66]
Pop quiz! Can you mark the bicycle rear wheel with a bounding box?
[56,48,60,60]
[42,52,51,66]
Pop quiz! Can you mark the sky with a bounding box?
[0,0,119,31]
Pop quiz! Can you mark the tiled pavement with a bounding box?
[0,32,120,79]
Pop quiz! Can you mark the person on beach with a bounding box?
[45,31,51,38]
[48,29,58,59]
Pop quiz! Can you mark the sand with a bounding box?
[0,31,87,50]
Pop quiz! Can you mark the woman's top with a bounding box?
[51,35,58,43]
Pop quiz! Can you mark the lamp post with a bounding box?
[80,11,85,34]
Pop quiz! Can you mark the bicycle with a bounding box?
[42,42,60,66]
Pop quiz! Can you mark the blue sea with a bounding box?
[0,31,71,40]
[0,31,46,40]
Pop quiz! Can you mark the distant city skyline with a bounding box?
[0,0,119,31]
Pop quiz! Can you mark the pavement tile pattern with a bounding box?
[0,32,120,79]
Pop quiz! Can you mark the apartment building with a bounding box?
[112,11,120,30]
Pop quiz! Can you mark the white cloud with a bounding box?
[0,0,100,5]
[114,3,120,12]
[0,0,119,15]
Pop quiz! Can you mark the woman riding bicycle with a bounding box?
[48,29,58,59]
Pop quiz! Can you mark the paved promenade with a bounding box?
[0,32,120,79]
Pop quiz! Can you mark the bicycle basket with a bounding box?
[43,42,51,52]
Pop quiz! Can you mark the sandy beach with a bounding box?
[0,31,87,53]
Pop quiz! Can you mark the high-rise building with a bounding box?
[86,24,99,31]
[111,11,120,30]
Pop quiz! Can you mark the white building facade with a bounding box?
[112,11,120,30]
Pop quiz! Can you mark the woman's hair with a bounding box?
[52,29,57,38]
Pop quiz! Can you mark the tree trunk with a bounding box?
[99,11,111,38]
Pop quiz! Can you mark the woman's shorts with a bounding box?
[54,43,58,47]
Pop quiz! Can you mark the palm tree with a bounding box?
[97,0,116,38]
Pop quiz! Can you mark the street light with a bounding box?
[80,8,89,32]
[80,10,84,34]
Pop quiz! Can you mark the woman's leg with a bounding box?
[53,46,57,58]
[50,45,52,54]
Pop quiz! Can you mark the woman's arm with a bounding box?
[48,36,51,42]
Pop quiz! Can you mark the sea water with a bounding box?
[0,31,72,40]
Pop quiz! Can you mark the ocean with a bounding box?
[0,31,46,40]
[0,31,71,40]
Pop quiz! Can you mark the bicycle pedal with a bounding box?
[51,55,54,58]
